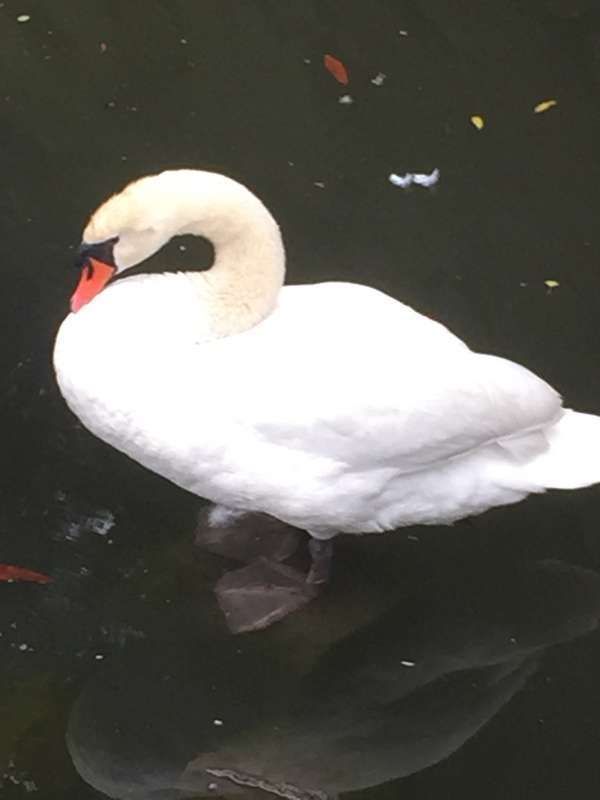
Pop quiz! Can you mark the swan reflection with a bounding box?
[67,551,600,799]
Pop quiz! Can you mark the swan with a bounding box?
[54,169,600,603]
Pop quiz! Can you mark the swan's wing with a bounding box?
[207,283,562,473]
[252,352,561,474]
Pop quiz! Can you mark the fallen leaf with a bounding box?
[534,99,557,114]
[470,115,485,130]
[324,54,349,86]
[0,564,53,584]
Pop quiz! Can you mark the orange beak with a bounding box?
[71,257,116,313]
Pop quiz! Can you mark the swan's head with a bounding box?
[70,169,284,316]
[71,174,184,312]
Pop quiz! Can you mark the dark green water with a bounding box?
[2,1,600,797]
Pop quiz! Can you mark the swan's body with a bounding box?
[54,170,600,542]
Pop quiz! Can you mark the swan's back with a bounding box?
[200,282,562,471]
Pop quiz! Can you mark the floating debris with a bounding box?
[0,564,52,584]
[17,14,31,23]
[389,173,413,188]
[534,99,557,114]
[389,168,440,189]
[87,509,116,536]
[338,94,354,105]
[213,719,224,726]
[324,53,349,85]
[400,660,416,667]
[205,767,327,800]
[313,181,325,189]
[1,761,38,794]
[412,169,440,187]
[544,279,559,289]
[398,29,409,37]
[371,72,386,86]
[470,115,485,130]
[99,41,108,53]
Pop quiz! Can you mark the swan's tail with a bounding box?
[517,409,600,490]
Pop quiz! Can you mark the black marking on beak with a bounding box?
[75,236,119,271]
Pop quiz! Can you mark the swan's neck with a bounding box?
[190,216,285,338]
[165,174,285,339]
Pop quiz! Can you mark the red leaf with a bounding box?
[324,54,349,86]
[0,564,53,584]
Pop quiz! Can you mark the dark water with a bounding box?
[2,0,600,797]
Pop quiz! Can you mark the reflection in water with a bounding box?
[67,555,600,799]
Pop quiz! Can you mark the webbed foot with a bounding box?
[195,506,300,563]
[215,557,319,633]
[197,507,335,633]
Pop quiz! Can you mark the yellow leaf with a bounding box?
[470,115,485,130]
[534,99,557,114]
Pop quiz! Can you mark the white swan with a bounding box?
[54,169,600,583]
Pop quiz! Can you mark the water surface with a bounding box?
[2,1,600,797]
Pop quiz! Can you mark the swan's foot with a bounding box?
[307,537,334,585]
[195,506,300,564]
[198,509,336,633]
[215,557,319,634]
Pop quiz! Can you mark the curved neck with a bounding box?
[106,171,286,339]
[168,172,286,338]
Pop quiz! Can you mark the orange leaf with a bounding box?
[324,54,349,86]
[0,564,53,584]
